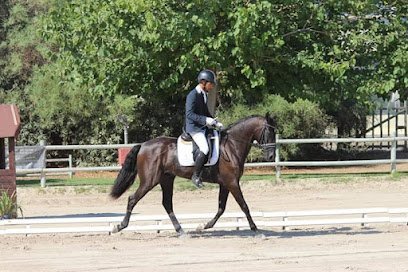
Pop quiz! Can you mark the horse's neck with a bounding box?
[229,119,260,143]
[223,120,259,163]
[227,128,254,144]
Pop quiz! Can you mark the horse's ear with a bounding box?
[265,112,272,122]
[265,112,276,126]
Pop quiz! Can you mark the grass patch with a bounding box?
[173,178,219,191]
[17,171,408,191]
[280,171,406,180]
[275,171,408,185]
[17,177,114,187]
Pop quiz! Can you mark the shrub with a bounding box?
[0,191,23,219]
[218,95,331,161]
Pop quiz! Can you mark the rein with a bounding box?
[251,142,276,151]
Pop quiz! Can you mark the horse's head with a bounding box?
[257,112,277,162]
[223,113,277,162]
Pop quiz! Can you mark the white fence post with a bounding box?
[68,154,73,179]
[40,140,46,187]
[275,134,281,180]
[391,133,397,174]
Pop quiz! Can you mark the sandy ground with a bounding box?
[2,176,408,272]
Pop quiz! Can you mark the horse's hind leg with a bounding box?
[113,183,153,233]
[160,175,184,234]
[202,184,229,230]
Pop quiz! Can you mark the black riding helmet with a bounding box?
[197,69,217,85]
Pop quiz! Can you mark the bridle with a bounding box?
[224,122,276,150]
[251,123,276,152]
[221,121,276,163]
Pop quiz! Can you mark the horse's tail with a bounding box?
[110,145,141,199]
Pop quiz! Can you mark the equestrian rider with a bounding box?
[185,69,223,188]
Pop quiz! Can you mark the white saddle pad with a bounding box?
[177,131,220,167]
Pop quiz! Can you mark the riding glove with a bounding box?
[215,122,224,129]
[205,117,217,126]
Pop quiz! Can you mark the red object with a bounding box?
[0,104,20,138]
[118,147,131,166]
[0,104,21,200]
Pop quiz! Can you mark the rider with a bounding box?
[185,69,223,188]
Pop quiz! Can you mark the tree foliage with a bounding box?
[1,0,407,155]
[0,0,52,145]
[41,1,407,104]
[218,94,330,160]
[0,0,140,152]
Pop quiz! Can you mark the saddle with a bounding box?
[177,129,220,167]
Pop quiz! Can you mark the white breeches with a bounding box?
[190,131,209,155]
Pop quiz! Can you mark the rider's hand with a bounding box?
[206,117,217,126]
[215,122,224,129]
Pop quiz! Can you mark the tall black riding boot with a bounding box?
[191,151,207,188]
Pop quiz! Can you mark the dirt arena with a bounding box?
[2,175,408,272]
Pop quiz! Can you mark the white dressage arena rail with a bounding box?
[15,135,408,187]
[1,207,407,235]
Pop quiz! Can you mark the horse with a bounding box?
[110,113,276,234]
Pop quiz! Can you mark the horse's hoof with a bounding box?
[111,224,120,234]
[178,231,191,239]
[196,223,205,232]
[255,232,266,239]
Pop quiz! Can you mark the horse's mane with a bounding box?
[224,115,263,131]
[219,115,263,138]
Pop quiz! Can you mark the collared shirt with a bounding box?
[195,85,207,104]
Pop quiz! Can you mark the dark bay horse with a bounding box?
[110,113,276,234]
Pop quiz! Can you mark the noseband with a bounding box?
[252,123,276,152]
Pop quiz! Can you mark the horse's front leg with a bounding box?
[228,182,258,231]
[201,184,229,230]
[160,175,185,234]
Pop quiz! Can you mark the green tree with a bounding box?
[218,94,331,160]
[42,0,407,108]
[2,0,407,152]
[0,0,52,145]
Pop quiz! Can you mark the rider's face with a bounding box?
[204,81,215,92]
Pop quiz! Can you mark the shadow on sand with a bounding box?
[186,226,382,239]
[25,213,126,219]
[22,213,383,239]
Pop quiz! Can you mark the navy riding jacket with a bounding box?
[185,87,213,133]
